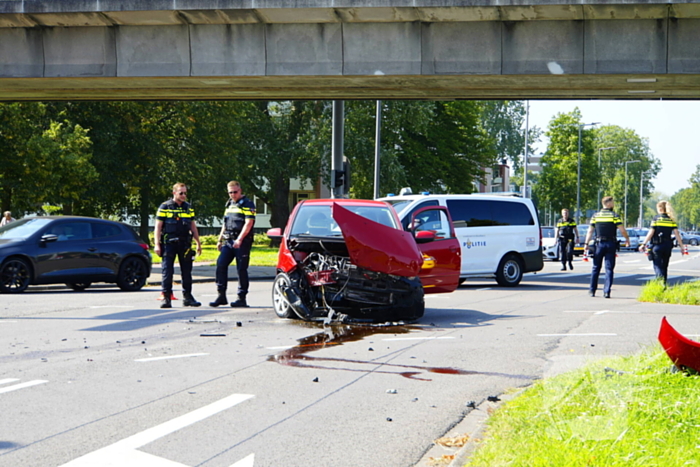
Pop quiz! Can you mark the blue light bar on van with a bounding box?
[421,191,430,195]
[386,193,395,197]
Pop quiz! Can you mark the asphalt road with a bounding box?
[1,247,699,467]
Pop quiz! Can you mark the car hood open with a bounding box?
[331,202,422,277]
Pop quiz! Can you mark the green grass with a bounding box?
[639,279,700,306]
[151,234,278,267]
[466,348,700,467]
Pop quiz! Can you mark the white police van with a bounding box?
[379,190,543,286]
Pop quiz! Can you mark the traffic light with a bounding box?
[333,169,345,188]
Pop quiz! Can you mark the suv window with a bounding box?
[446,199,534,227]
[91,222,122,238]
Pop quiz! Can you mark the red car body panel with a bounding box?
[659,316,700,372]
[331,202,423,277]
[411,206,461,294]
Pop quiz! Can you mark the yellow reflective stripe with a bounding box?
[156,209,195,218]
[653,220,677,228]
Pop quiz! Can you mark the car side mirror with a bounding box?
[41,234,58,244]
[415,230,436,244]
[267,228,283,239]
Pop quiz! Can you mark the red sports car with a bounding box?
[266,199,461,323]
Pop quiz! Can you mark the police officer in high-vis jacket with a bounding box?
[584,196,630,298]
[556,208,579,271]
[210,181,256,308]
[154,182,202,309]
[639,200,684,284]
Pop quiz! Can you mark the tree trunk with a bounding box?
[269,173,291,231]
[139,184,152,245]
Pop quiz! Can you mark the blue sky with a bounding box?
[526,100,697,198]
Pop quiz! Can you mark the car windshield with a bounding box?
[381,198,414,215]
[290,204,398,236]
[0,218,53,239]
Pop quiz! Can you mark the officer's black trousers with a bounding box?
[161,241,194,296]
[590,240,617,295]
[651,242,673,284]
[558,238,574,265]
[215,238,252,298]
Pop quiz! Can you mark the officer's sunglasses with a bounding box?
[178,191,187,195]
[228,190,239,194]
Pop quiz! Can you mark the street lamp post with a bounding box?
[597,146,617,208]
[639,170,652,228]
[576,122,600,224]
[624,160,641,226]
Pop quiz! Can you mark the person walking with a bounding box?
[639,200,685,285]
[584,196,630,298]
[154,182,202,309]
[555,208,579,271]
[0,211,15,227]
[209,181,256,308]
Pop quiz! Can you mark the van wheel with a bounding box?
[496,254,523,287]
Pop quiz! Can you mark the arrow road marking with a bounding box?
[60,393,255,467]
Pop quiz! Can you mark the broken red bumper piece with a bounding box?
[658,316,700,372]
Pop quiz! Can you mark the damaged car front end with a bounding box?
[268,200,460,323]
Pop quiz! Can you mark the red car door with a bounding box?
[411,206,461,294]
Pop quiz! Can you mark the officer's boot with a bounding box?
[209,289,228,307]
[160,295,172,309]
[183,292,201,307]
[230,295,249,308]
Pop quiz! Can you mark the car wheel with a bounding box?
[117,257,148,291]
[272,273,296,319]
[0,258,32,293]
[495,254,523,287]
[692,239,699,246]
[66,282,92,292]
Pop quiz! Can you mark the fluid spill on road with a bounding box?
[268,324,531,381]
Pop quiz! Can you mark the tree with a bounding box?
[671,165,700,229]
[0,103,94,215]
[479,100,541,173]
[594,125,661,227]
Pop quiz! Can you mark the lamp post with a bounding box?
[639,170,652,228]
[624,160,641,226]
[597,146,617,208]
[576,122,600,224]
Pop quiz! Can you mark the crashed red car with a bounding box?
[266,199,461,323]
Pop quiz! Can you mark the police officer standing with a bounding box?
[556,208,579,271]
[209,181,256,308]
[154,182,202,309]
[584,196,630,298]
[639,200,685,285]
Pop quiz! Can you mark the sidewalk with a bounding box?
[148,262,276,286]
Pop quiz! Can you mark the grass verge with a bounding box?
[151,245,278,267]
[465,348,700,467]
[639,278,700,305]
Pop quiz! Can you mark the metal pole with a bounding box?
[523,100,529,198]
[577,124,582,224]
[373,100,382,200]
[331,101,344,199]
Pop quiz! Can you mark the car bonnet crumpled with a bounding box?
[331,202,423,277]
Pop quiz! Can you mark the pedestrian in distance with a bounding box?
[639,200,686,285]
[556,208,579,271]
[0,211,15,227]
[584,196,630,298]
[154,182,202,309]
[209,181,256,308]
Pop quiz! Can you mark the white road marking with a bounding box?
[538,333,617,337]
[0,380,48,394]
[624,259,642,263]
[266,346,294,350]
[669,259,688,266]
[0,378,20,386]
[60,393,254,467]
[89,306,133,309]
[564,310,639,315]
[134,353,209,362]
[636,275,680,281]
[475,287,492,291]
[383,336,456,342]
[0,320,17,323]
[231,454,255,467]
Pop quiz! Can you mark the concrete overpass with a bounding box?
[1,1,700,101]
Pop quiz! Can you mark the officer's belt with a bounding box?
[596,236,615,242]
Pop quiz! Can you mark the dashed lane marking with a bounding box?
[59,393,255,467]
[134,353,209,362]
[383,336,456,342]
[0,378,20,385]
[0,380,48,394]
[563,310,639,315]
[538,333,617,337]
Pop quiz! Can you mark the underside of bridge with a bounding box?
[1,1,699,101]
